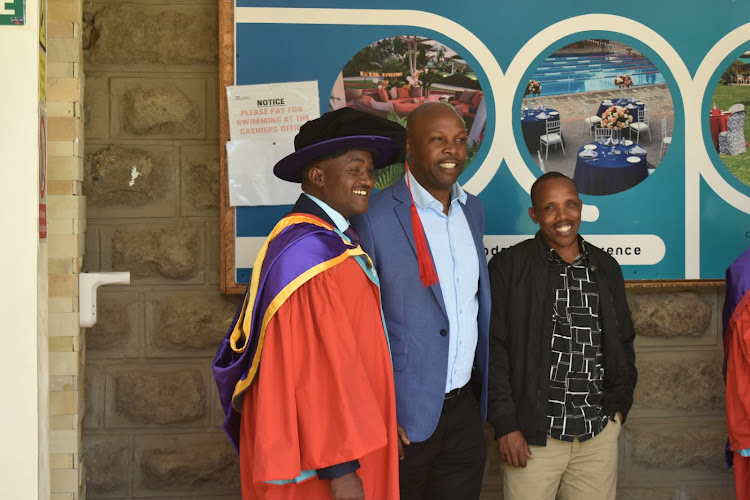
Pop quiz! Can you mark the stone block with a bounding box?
[51,429,79,454]
[49,336,76,353]
[50,453,74,470]
[48,117,80,141]
[49,312,79,336]
[49,0,81,23]
[83,434,130,497]
[50,468,77,493]
[83,145,178,218]
[47,100,75,116]
[146,291,240,357]
[49,273,77,298]
[47,21,74,38]
[615,488,677,499]
[48,37,80,64]
[633,358,724,411]
[98,224,204,283]
[133,433,239,495]
[83,77,108,140]
[50,375,74,392]
[110,78,206,139]
[84,364,104,430]
[49,156,82,181]
[679,485,736,498]
[48,180,74,196]
[50,352,79,376]
[50,390,78,415]
[48,77,80,103]
[105,365,208,427]
[87,292,140,359]
[49,233,80,259]
[48,140,74,157]
[628,291,713,338]
[48,194,85,220]
[181,145,220,216]
[85,4,218,66]
[624,422,731,479]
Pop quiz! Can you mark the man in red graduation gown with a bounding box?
[724,246,750,499]
[213,108,406,499]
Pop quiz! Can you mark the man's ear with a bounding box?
[307,164,325,188]
[528,206,538,224]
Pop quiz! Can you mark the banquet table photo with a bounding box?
[521,106,563,152]
[573,139,649,195]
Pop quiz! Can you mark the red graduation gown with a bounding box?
[239,256,399,499]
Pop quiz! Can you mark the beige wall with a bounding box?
[0,0,50,496]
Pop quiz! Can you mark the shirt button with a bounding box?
[459,309,463,314]
[440,329,448,337]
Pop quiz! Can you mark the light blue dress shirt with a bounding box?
[304,193,351,237]
[406,172,480,393]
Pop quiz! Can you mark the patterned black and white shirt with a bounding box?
[546,242,608,443]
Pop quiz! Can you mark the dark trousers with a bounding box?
[399,386,487,500]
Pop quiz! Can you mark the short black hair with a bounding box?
[530,172,578,208]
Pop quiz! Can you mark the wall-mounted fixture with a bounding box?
[79,272,131,328]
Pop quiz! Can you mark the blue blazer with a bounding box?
[352,178,490,442]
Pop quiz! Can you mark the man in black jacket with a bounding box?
[487,172,637,500]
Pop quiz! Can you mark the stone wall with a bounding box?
[47,0,87,497]
[81,1,242,498]
[79,3,734,500]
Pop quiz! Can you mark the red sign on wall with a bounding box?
[39,111,46,240]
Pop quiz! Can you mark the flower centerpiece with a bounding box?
[600,106,633,129]
[525,79,542,96]
[406,74,423,97]
[613,74,633,88]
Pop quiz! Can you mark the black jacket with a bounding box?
[487,232,637,446]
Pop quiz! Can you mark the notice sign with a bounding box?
[227,80,319,141]
[0,0,25,25]
[226,81,319,206]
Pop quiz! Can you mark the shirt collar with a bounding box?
[544,234,589,265]
[406,170,467,211]
[303,193,349,233]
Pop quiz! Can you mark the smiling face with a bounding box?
[305,149,375,219]
[406,103,468,204]
[528,176,582,263]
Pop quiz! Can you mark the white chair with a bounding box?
[659,116,671,159]
[537,150,546,173]
[540,120,565,160]
[719,110,747,156]
[729,103,745,113]
[594,127,612,142]
[583,104,601,136]
[629,107,651,143]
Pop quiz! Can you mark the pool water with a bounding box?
[528,53,665,97]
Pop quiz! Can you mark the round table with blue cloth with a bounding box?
[521,107,563,153]
[596,99,645,123]
[573,141,649,195]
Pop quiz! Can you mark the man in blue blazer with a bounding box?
[352,103,490,499]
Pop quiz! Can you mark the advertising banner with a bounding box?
[226,1,750,285]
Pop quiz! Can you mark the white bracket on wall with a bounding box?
[79,272,131,328]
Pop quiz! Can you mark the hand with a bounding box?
[616,411,623,423]
[397,422,411,460]
[329,471,364,500]
[497,431,534,467]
